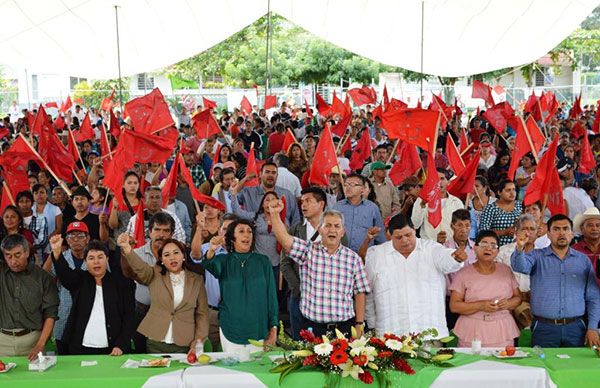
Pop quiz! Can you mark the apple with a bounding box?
[187,352,197,364]
[499,351,507,356]
[505,345,516,356]
[0,361,5,371]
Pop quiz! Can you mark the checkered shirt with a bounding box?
[188,163,206,188]
[288,237,370,323]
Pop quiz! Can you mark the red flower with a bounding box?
[331,339,348,352]
[352,354,368,366]
[299,329,318,343]
[359,370,374,384]
[377,351,392,358]
[369,337,386,348]
[393,358,416,375]
[303,354,319,366]
[330,350,349,366]
[384,333,401,341]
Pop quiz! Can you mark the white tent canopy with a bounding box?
[0,0,597,79]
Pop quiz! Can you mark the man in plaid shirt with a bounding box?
[269,201,370,337]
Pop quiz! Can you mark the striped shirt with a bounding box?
[288,237,370,323]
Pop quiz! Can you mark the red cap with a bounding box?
[66,221,89,234]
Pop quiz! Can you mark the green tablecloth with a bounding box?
[1,348,599,387]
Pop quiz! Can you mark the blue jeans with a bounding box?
[531,318,586,347]
[288,294,304,340]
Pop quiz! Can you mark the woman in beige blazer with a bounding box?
[117,233,209,354]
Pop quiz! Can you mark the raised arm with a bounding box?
[266,199,294,253]
[116,233,155,285]
[49,235,82,291]
[510,230,537,275]
[228,180,256,219]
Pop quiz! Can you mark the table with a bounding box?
[1,348,599,387]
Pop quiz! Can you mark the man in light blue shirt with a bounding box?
[190,213,239,351]
[334,173,385,252]
[511,214,600,348]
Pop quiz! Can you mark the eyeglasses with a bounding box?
[344,182,363,188]
[477,242,499,249]
[67,232,88,240]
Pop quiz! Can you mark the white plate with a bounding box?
[179,357,218,366]
[492,350,529,359]
[0,363,16,373]
[139,358,171,368]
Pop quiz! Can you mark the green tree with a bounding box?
[73,79,129,109]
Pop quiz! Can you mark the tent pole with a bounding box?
[420,1,424,101]
[114,5,124,110]
[265,0,272,95]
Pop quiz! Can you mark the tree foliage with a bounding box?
[73,79,129,109]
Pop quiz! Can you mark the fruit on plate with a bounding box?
[432,354,453,362]
[187,352,197,364]
[198,354,212,365]
[499,350,507,356]
[0,361,5,371]
[505,345,516,356]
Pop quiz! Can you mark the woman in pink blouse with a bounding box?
[450,230,522,347]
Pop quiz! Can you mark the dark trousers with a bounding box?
[56,339,70,355]
[531,317,587,347]
[273,265,288,313]
[445,296,459,332]
[69,344,111,355]
[133,301,150,353]
[304,317,355,338]
[288,294,304,340]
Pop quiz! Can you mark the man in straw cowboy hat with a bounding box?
[573,207,600,288]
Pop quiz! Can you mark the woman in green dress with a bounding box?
[202,218,278,353]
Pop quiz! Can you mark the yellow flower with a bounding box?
[291,350,313,357]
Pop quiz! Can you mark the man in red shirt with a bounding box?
[573,207,600,287]
[469,116,486,145]
[229,116,243,139]
[268,123,286,156]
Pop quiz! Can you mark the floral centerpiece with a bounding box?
[271,325,454,386]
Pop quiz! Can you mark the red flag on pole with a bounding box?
[347,86,377,106]
[264,95,277,110]
[74,113,95,142]
[349,129,372,171]
[0,183,15,213]
[67,128,81,164]
[446,135,465,175]
[53,114,66,131]
[177,154,226,211]
[0,126,9,140]
[331,108,352,137]
[331,91,346,116]
[471,80,494,106]
[281,128,297,153]
[108,108,121,138]
[447,150,481,198]
[304,99,313,118]
[383,85,389,107]
[569,94,583,119]
[162,154,180,207]
[192,109,221,139]
[60,96,72,113]
[124,88,174,134]
[524,91,538,114]
[507,117,545,179]
[240,96,252,116]
[31,106,52,135]
[419,151,442,228]
[381,108,439,153]
[100,89,115,111]
[245,143,259,187]
[133,201,146,248]
[45,102,58,109]
[389,142,422,186]
[483,102,514,134]
[99,124,111,159]
[202,97,217,110]
[579,133,595,174]
[38,128,76,182]
[316,93,331,117]
[123,128,179,164]
[309,125,338,187]
[524,135,565,215]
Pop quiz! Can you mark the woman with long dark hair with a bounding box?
[487,149,511,190]
[478,179,522,247]
[108,171,142,236]
[0,205,34,249]
[286,143,309,181]
[202,218,278,353]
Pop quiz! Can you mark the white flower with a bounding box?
[385,339,403,350]
[339,360,363,380]
[314,342,333,356]
[349,345,377,360]
[349,337,368,349]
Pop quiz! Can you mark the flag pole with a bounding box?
[2,181,16,206]
[519,116,540,163]
[114,5,124,110]
[68,128,87,170]
[419,0,425,100]
[386,140,400,164]
[72,169,83,186]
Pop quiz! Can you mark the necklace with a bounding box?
[233,253,248,268]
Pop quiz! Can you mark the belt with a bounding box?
[0,328,33,337]
[208,305,219,311]
[533,315,583,325]
[305,318,354,330]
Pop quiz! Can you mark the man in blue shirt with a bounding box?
[334,173,386,252]
[511,214,600,347]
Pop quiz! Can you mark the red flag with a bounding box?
[593,105,600,134]
[304,99,313,118]
[0,183,15,213]
[388,98,409,111]
[454,98,463,119]
[124,88,174,134]
[45,102,58,109]
[202,97,217,110]
[340,135,352,155]
[0,126,9,140]
[309,126,338,186]
[471,80,494,106]
[349,129,372,171]
[544,91,559,124]
[53,114,66,131]
[331,91,346,116]
[569,94,583,119]
[192,109,221,139]
[177,155,226,211]
[240,95,252,116]
[122,128,179,164]
[38,128,76,182]
[67,129,81,164]
[459,129,470,153]
[524,135,565,215]
[428,93,453,128]
[447,150,481,198]
[389,142,421,186]
[381,108,439,152]
[74,112,95,142]
[24,111,35,131]
[31,106,52,135]
[60,96,72,113]
[100,89,115,111]
[571,121,586,139]
[103,157,130,208]
[507,117,544,179]
[0,137,33,195]
[483,102,514,134]
[331,108,352,137]
[446,135,465,175]
[133,201,146,248]
[108,108,121,138]
[281,128,297,153]
[245,143,259,187]
[383,85,389,107]
[316,93,331,116]
[419,151,442,228]
[99,124,111,159]
[264,95,277,110]
[579,133,595,174]
[162,154,180,207]
[372,104,383,121]
[525,116,546,155]
[524,91,538,114]
[347,86,377,106]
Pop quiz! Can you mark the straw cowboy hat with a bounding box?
[573,207,600,234]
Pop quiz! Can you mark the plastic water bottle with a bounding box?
[195,339,205,354]
[532,345,545,359]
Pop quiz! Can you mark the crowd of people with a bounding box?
[1,93,600,362]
